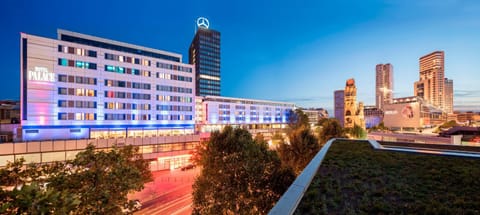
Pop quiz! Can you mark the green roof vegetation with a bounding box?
[295,140,480,214]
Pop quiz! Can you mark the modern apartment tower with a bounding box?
[414,51,445,109]
[334,90,345,127]
[189,17,221,96]
[375,63,393,110]
[444,78,453,114]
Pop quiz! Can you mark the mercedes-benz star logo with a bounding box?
[197,17,209,29]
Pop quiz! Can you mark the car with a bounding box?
[122,199,141,214]
[180,163,195,171]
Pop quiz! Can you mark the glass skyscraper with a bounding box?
[189,20,221,96]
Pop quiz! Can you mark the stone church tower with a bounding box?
[344,78,365,129]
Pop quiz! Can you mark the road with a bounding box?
[129,167,200,215]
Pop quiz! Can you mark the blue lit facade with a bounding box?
[20,30,195,141]
[196,96,295,133]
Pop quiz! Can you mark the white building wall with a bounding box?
[21,31,195,141]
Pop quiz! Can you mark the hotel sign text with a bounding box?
[28,67,54,82]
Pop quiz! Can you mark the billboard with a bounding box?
[383,102,421,129]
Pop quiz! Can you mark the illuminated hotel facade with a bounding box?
[20,30,196,141]
[196,96,295,138]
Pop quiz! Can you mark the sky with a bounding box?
[2,0,480,113]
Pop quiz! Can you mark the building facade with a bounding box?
[364,106,383,129]
[20,30,196,141]
[414,51,453,113]
[344,79,365,129]
[444,78,454,114]
[334,90,345,127]
[189,18,221,96]
[196,96,295,139]
[375,63,393,110]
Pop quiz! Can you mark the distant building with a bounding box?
[444,78,454,113]
[344,79,365,129]
[414,51,453,113]
[364,106,383,128]
[302,108,329,126]
[334,90,345,127]
[375,63,393,110]
[189,17,221,96]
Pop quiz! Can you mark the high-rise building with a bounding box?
[444,78,453,113]
[375,63,393,110]
[414,51,445,109]
[189,17,221,96]
[334,90,345,127]
[344,79,365,129]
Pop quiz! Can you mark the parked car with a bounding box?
[180,164,195,171]
[122,199,141,214]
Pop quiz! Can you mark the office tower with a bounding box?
[344,79,365,129]
[375,63,393,110]
[334,90,345,127]
[414,51,445,109]
[444,78,453,113]
[189,17,221,96]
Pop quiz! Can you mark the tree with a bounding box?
[277,126,320,175]
[345,123,367,139]
[317,118,346,144]
[0,144,152,214]
[287,109,310,130]
[192,126,295,215]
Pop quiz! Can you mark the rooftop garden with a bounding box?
[295,140,480,214]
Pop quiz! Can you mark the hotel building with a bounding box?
[189,18,221,96]
[375,63,393,110]
[196,96,295,139]
[20,29,196,141]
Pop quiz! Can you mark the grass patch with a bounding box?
[295,140,480,214]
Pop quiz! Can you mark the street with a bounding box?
[129,167,200,215]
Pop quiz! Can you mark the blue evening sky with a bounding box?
[2,0,480,113]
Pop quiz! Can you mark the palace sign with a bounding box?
[28,67,54,82]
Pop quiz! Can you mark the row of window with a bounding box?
[58,74,97,85]
[156,85,192,94]
[104,65,151,77]
[156,72,193,82]
[156,62,192,73]
[105,80,151,90]
[58,58,97,70]
[105,53,151,66]
[156,105,193,112]
[156,114,193,120]
[104,53,192,74]
[58,45,97,58]
[58,112,97,120]
[58,88,97,97]
[104,91,151,100]
[107,114,151,120]
[156,95,193,103]
[199,79,220,86]
[58,100,97,108]
[105,102,150,110]
[216,116,283,122]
